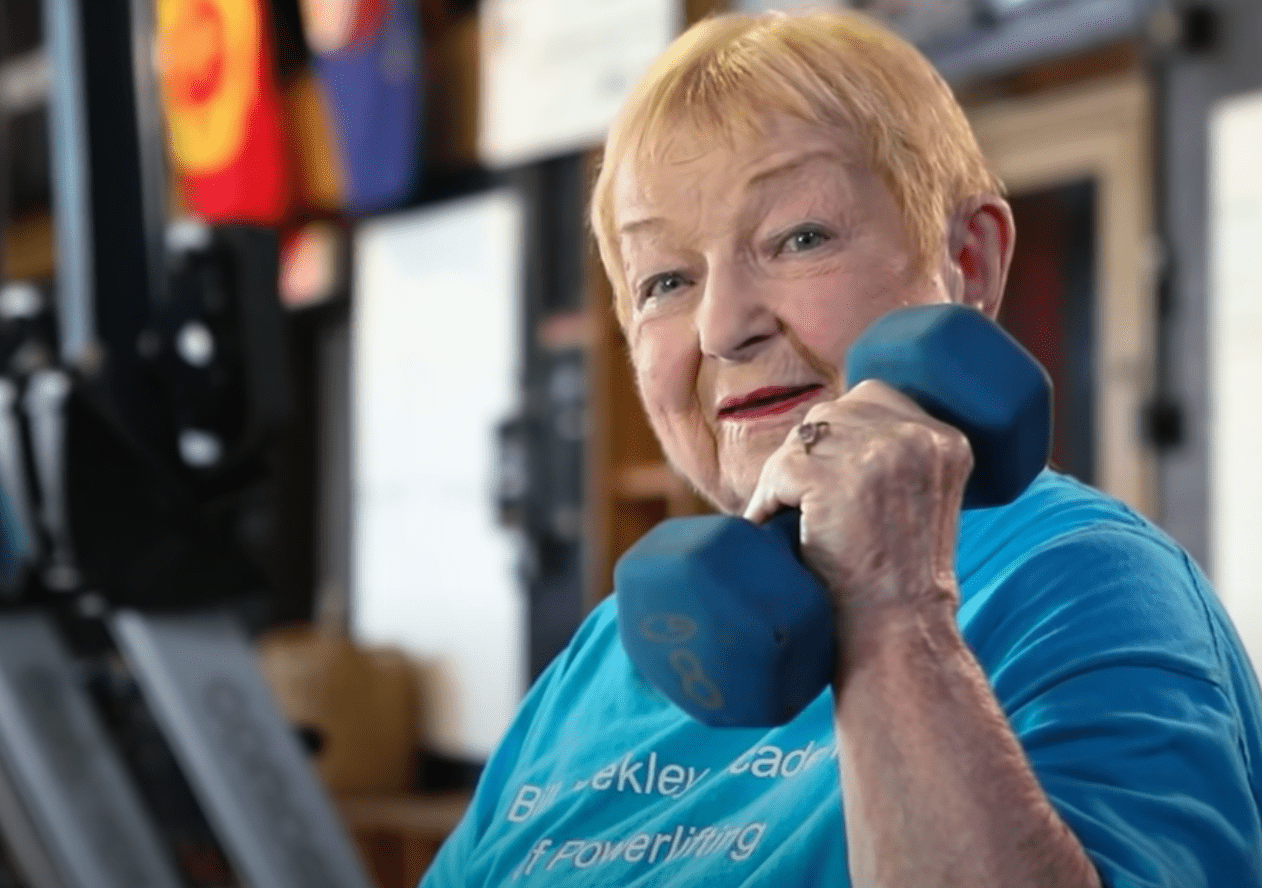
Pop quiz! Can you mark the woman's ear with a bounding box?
[944,195,1015,320]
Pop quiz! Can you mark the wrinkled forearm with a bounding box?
[832,603,1102,888]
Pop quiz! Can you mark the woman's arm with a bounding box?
[832,602,1101,888]
[745,380,1102,888]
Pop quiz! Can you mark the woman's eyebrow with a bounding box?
[743,150,845,192]
[618,216,667,237]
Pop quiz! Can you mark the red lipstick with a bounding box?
[718,385,823,420]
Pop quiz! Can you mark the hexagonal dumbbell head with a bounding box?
[616,511,834,728]
[845,303,1051,509]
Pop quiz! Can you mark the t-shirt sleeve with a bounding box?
[418,600,616,887]
[418,655,561,887]
[969,526,1262,888]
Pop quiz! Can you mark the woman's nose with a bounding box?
[694,263,778,361]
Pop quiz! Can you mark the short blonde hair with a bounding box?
[590,10,1002,326]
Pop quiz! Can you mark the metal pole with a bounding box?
[43,0,97,368]
[127,0,168,307]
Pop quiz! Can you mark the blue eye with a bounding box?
[641,271,689,304]
[780,226,830,254]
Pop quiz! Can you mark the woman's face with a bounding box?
[613,115,955,514]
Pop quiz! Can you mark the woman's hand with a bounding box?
[745,382,1102,888]
[742,379,974,669]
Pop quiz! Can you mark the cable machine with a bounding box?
[0,2,372,886]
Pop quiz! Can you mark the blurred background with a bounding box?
[0,0,1260,885]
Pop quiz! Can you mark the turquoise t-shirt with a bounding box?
[421,472,1262,886]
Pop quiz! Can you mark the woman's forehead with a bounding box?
[612,116,866,223]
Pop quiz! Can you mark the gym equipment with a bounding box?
[0,381,34,595]
[0,564,373,888]
[0,602,377,888]
[112,610,374,888]
[0,616,184,888]
[616,303,1052,728]
[0,2,373,886]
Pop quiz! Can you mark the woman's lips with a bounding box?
[718,384,824,420]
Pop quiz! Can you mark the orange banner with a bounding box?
[157,0,292,224]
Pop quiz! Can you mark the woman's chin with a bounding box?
[713,443,781,509]
[661,434,781,515]
[713,468,764,516]
[667,461,745,515]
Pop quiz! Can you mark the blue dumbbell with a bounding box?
[616,304,1052,728]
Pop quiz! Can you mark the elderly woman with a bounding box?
[423,10,1262,886]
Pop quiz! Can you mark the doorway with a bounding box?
[969,76,1156,516]
[1001,178,1097,484]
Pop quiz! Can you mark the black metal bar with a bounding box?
[126,0,168,308]
[77,0,164,438]
[1139,3,1220,452]
[46,0,174,458]
[1142,40,1185,450]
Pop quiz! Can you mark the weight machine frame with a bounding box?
[0,2,373,886]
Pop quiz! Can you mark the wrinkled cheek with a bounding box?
[631,342,720,501]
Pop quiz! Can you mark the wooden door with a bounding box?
[969,75,1157,516]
